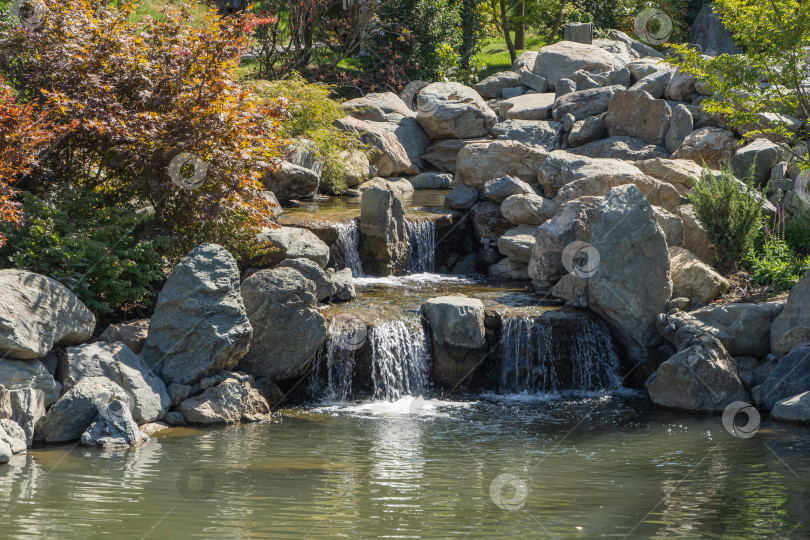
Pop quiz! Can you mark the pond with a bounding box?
[2,393,809,539]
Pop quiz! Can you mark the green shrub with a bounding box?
[786,218,810,257]
[1,189,167,316]
[688,166,763,269]
[253,76,365,194]
[746,236,810,291]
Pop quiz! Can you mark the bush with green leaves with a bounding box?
[0,189,167,316]
[688,166,763,269]
[253,76,365,194]
[746,235,810,291]
[786,217,810,257]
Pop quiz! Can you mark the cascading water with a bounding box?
[499,314,622,393]
[406,220,436,274]
[335,220,364,277]
[370,320,430,401]
[310,317,430,402]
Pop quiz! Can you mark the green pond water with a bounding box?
[2,394,809,539]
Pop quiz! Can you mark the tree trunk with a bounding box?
[514,0,525,49]
[491,0,501,32]
[547,0,568,43]
[500,0,516,64]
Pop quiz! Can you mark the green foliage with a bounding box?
[668,0,810,159]
[253,76,365,194]
[785,218,810,257]
[1,189,167,316]
[746,236,810,291]
[688,166,763,269]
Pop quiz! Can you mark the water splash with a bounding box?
[406,220,436,274]
[370,320,430,401]
[310,318,359,402]
[500,315,621,393]
[335,220,364,277]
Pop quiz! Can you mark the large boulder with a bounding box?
[627,58,674,83]
[456,140,548,188]
[630,70,673,99]
[336,116,415,176]
[674,204,716,264]
[568,114,607,147]
[653,206,684,247]
[554,172,685,212]
[567,135,669,161]
[416,82,497,138]
[422,296,487,388]
[141,244,253,387]
[528,196,601,288]
[731,138,789,185]
[605,89,671,145]
[491,120,563,151]
[483,176,535,204]
[488,258,531,280]
[8,388,44,445]
[445,184,479,210]
[770,270,810,356]
[471,202,512,243]
[588,185,672,362]
[263,161,319,201]
[255,226,331,268]
[238,267,327,381]
[636,158,703,196]
[665,104,694,153]
[672,127,738,168]
[646,333,746,412]
[0,359,60,406]
[760,346,810,409]
[407,172,453,190]
[421,138,488,173]
[473,71,522,99]
[63,342,170,424]
[359,187,408,276]
[689,2,741,57]
[552,85,623,121]
[531,41,615,89]
[668,246,729,304]
[0,269,95,360]
[664,70,697,102]
[498,225,537,263]
[98,319,149,355]
[278,258,338,301]
[177,374,270,425]
[80,401,144,449]
[35,376,129,444]
[0,419,26,455]
[538,151,644,196]
[771,391,810,424]
[500,193,556,226]
[500,93,556,121]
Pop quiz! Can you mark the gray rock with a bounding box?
[519,70,548,92]
[471,202,512,243]
[563,22,593,44]
[0,419,26,454]
[473,71,522,99]
[568,115,607,147]
[177,375,270,425]
[0,269,95,360]
[531,41,615,89]
[607,30,665,59]
[141,244,252,387]
[512,51,537,72]
[416,82,497,138]
[487,258,531,280]
[771,270,810,356]
[451,253,478,274]
[571,70,602,91]
[552,85,623,121]
[672,127,738,168]
[669,246,729,304]
[605,89,671,145]
[9,388,43,445]
[336,116,415,176]
[528,196,601,288]
[538,150,645,196]
[98,319,149,355]
[0,359,60,406]
[163,411,187,426]
[456,140,548,189]
[80,398,143,448]
[554,170,685,212]
[731,138,789,185]
[627,58,673,83]
[498,225,537,263]
[360,187,408,276]
[653,206,684,247]
[636,158,702,196]
[675,204,716,264]
[0,386,10,420]
[588,185,672,362]
[278,258,338,301]
[328,268,356,302]
[760,346,810,409]
[491,120,563,151]
[445,184,479,210]
[630,70,673,99]
[238,267,327,381]
[35,376,129,444]
[483,176,535,204]
[606,66,632,88]
[263,161,319,201]
[567,136,669,161]
[665,104,694,153]
[771,391,810,424]
[421,138,488,173]
[501,87,525,99]
[555,78,577,98]
[422,296,487,388]
[358,177,414,194]
[255,226,331,268]
[664,70,698,102]
[646,333,746,412]
[167,383,191,407]
[342,92,413,122]
[689,3,741,56]
[500,93,556,121]
[500,194,556,226]
[408,172,453,190]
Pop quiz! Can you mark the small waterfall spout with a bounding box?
[500,314,621,393]
[406,220,436,274]
[335,221,364,277]
[370,320,430,401]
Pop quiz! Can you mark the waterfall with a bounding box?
[499,315,621,393]
[335,221,364,277]
[310,318,430,402]
[406,220,436,274]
